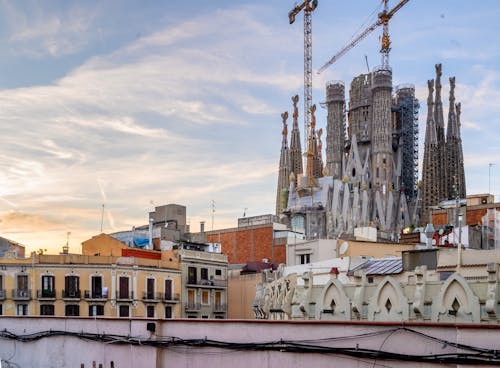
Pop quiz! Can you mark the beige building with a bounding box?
[178,242,228,318]
[0,251,182,318]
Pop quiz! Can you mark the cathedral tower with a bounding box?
[445,77,466,199]
[421,79,440,223]
[434,64,448,201]
[325,81,346,180]
[371,68,393,192]
[276,112,291,215]
[289,95,303,183]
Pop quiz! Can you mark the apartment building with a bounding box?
[178,241,228,318]
[0,251,182,318]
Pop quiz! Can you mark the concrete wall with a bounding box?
[0,317,499,367]
[227,270,262,319]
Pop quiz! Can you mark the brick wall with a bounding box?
[206,225,286,264]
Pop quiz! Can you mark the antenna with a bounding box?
[243,208,248,217]
[211,200,215,232]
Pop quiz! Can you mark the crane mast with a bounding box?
[318,0,409,74]
[289,0,317,149]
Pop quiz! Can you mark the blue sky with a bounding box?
[0,0,499,253]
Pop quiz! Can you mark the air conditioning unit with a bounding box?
[481,197,488,204]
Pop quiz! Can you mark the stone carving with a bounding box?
[432,273,480,323]
[413,266,427,316]
[486,263,497,317]
[281,111,288,138]
[292,94,299,120]
[368,276,409,321]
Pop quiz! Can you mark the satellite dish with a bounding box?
[339,242,349,255]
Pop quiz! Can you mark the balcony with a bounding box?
[12,289,31,300]
[0,289,5,300]
[186,278,227,288]
[115,290,134,301]
[37,289,56,300]
[62,289,81,300]
[184,302,201,311]
[163,292,180,304]
[213,304,227,313]
[142,291,161,302]
[84,289,108,301]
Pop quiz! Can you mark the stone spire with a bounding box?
[310,105,323,178]
[325,81,346,180]
[421,79,440,223]
[433,63,448,201]
[276,111,291,215]
[445,77,466,199]
[289,94,303,184]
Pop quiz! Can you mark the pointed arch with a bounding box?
[315,278,350,320]
[432,273,480,323]
[368,276,409,321]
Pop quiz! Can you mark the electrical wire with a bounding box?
[0,327,499,365]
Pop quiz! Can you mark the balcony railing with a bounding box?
[142,291,161,301]
[115,290,134,300]
[12,289,31,300]
[163,292,180,303]
[62,289,81,299]
[37,289,56,299]
[0,289,5,300]
[184,302,201,311]
[186,278,227,288]
[213,303,227,313]
[84,290,108,300]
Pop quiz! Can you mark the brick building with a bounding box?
[192,214,303,265]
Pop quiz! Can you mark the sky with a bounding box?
[0,0,499,254]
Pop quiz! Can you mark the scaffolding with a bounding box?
[395,85,419,200]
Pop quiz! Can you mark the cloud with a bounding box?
[0,211,63,232]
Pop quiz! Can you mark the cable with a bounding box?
[0,327,499,365]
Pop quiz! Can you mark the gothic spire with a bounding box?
[289,94,303,184]
[276,111,291,215]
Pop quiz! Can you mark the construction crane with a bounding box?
[318,0,409,74]
[289,0,318,149]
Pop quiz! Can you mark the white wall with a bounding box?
[1,317,499,367]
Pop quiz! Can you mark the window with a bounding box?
[202,315,209,319]
[215,291,222,308]
[164,306,172,319]
[40,304,55,316]
[119,305,129,317]
[146,278,155,299]
[200,268,208,281]
[89,305,104,317]
[119,276,129,299]
[17,274,29,296]
[41,275,55,297]
[187,289,195,305]
[65,275,80,298]
[0,304,2,315]
[188,267,197,284]
[65,304,79,316]
[164,279,173,300]
[16,304,28,316]
[147,305,155,318]
[299,254,311,265]
[215,269,222,276]
[201,290,209,305]
[91,276,103,298]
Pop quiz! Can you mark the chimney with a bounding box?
[200,221,205,233]
[148,218,154,250]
